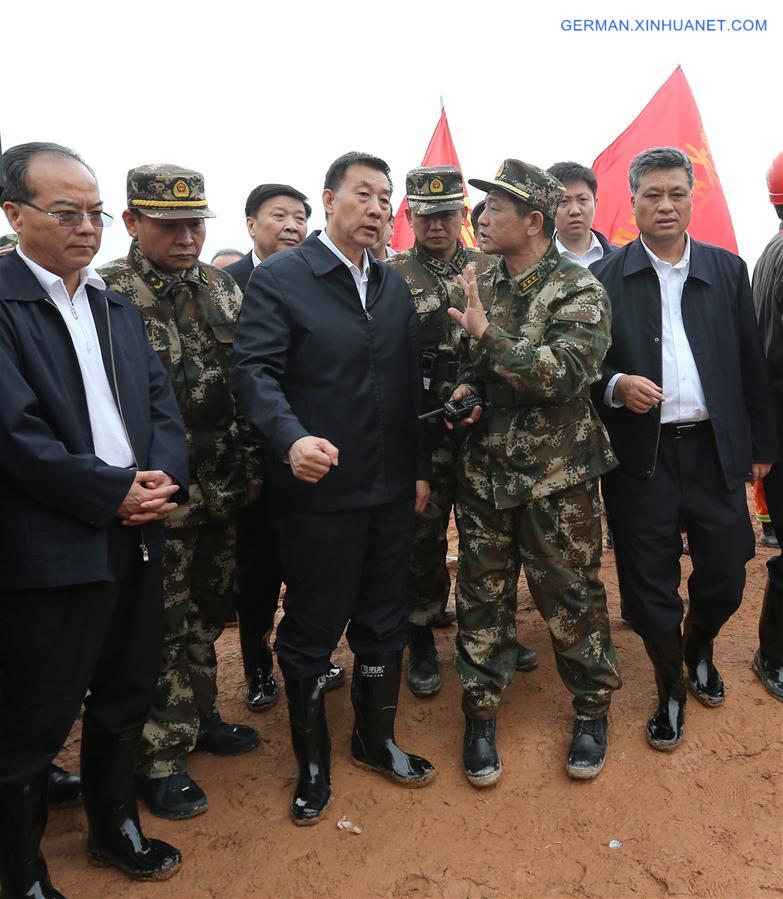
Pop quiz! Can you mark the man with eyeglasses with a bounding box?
[0,141,188,896]
[99,164,262,821]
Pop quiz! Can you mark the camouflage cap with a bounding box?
[469,159,564,222]
[126,164,216,220]
[406,165,466,215]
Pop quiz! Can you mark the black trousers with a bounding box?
[232,488,283,629]
[602,425,754,641]
[273,500,415,679]
[762,462,783,584]
[0,522,163,783]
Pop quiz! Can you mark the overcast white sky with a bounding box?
[1,0,779,268]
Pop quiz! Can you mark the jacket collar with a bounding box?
[494,241,560,298]
[0,247,123,304]
[299,231,384,280]
[414,240,469,277]
[622,234,712,285]
[128,239,207,297]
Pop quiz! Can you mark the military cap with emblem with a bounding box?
[469,159,564,223]
[126,164,216,220]
[406,165,466,215]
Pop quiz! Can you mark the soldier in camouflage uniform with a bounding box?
[99,165,261,820]
[387,167,538,699]
[447,159,621,786]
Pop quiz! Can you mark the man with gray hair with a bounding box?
[591,146,777,751]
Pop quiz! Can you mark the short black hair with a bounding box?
[629,147,694,193]
[323,151,392,193]
[470,200,485,233]
[775,204,783,223]
[0,141,94,204]
[244,183,311,219]
[508,194,555,239]
[547,161,598,198]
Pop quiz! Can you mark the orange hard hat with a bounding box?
[768,152,783,204]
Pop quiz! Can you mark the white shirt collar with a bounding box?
[640,233,691,274]
[555,230,602,259]
[251,249,263,268]
[318,229,370,277]
[16,245,105,294]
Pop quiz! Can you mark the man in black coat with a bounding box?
[0,142,189,897]
[591,146,777,752]
[232,151,435,826]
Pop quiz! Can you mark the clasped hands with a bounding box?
[117,470,179,525]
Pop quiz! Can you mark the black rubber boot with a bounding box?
[80,725,182,881]
[285,675,332,826]
[463,716,502,788]
[643,629,687,751]
[351,652,436,786]
[47,764,81,809]
[324,660,345,692]
[407,625,441,697]
[755,575,783,701]
[566,715,608,779]
[0,773,65,899]
[683,621,725,707]
[238,607,278,712]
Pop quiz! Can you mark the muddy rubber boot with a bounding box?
[351,652,436,786]
[80,725,182,881]
[643,629,687,751]
[0,773,66,899]
[754,575,783,701]
[407,625,441,697]
[238,609,278,712]
[47,764,81,809]
[285,674,332,826]
[683,621,725,707]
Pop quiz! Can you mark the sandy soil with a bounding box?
[48,495,782,899]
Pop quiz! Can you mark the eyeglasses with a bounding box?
[13,199,113,229]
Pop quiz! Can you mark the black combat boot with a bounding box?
[195,713,260,755]
[0,773,66,899]
[754,575,783,701]
[643,629,687,751]
[285,674,332,825]
[47,764,81,809]
[566,715,608,779]
[323,660,345,692]
[407,625,441,697]
[351,652,436,786]
[683,621,725,707]
[462,716,502,787]
[238,611,278,712]
[80,725,182,881]
[514,642,539,672]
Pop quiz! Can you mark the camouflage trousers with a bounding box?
[139,520,236,778]
[408,424,461,626]
[454,478,621,719]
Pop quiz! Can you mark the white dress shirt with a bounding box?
[555,230,605,268]
[604,234,709,424]
[251,249,263,268]
[318,229,370,308]
[16,247,135,467]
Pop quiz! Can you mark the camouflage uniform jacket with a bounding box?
[387,242,495,409]
[99,241,262,527]
[458,243,617,510]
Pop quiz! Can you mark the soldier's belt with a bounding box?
[485,382,519,407]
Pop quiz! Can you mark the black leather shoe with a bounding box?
[195,715,260,755]
[407,625,441,697]
[245,668,279,712]
[643,629,687,752]
[286,675,332,826]
[81,727,182,882]
[753,650,783,702]
[463,716,501,787]
[136,772,208,820]
[351,652,436,787]
[566,716,608,779]
[431,607,457,628]
[683,624,725,707]
[47,763,81,808]
[0,775,66,899]
[514,643,539,672]
[323,660,345,692]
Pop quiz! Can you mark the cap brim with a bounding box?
[468,178,533,203]
[134,207,216,220]
[408,199,466,215]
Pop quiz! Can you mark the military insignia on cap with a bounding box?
[172,179,191,199]
[430,178,444,194]
[495,163,505,179]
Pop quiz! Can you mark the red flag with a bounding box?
[592,66,737,253]
[391,106,477,252]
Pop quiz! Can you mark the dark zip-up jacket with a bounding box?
[0,251,188,589]
[231,232,429,512]
[590,236,777,487]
